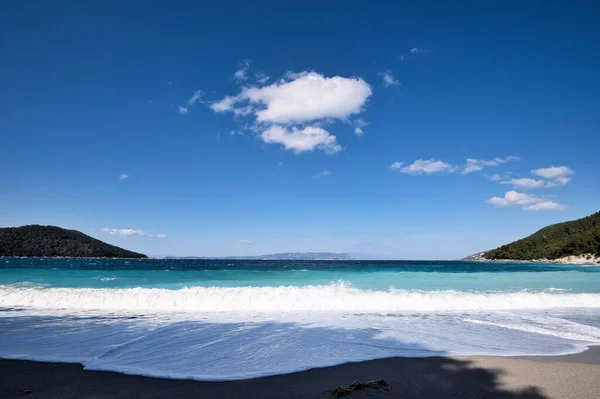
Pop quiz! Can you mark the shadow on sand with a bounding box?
[0,311,549,398]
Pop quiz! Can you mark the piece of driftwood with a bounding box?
[332,379,390,397]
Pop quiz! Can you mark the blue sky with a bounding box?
[1,1,599,259]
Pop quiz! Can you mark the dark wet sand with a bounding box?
[1,347,599,398]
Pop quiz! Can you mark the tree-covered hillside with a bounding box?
[0,225,147,258]
[485,211,600,260]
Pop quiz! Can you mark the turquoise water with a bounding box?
[1,258,600,380]
[2,258,600,291]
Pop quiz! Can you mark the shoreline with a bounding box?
[2,347,599,398]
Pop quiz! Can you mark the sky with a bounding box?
[1,1,599,259]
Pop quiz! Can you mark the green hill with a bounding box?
[485,211,600,260]
[0,225,147,258]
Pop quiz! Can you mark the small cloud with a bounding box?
[523,201,568,211]
[188,90,204,105]
[313,170,332,179]
[391,159,456,175]
[354,119,367,135]
[230,130,244,136]
[103,228,146,236]
[486,191,566,211]
[234,59,252,82]
[399,47,431,60]
[261,125,341,155]
[379,70,400,87]
[103,228,166,238]
[410,47,430,54]
[178,106,189,115]
[501,178,548,189]
[236,239,252,245]
[531,165,575,179]
[462,156,519,174]
[118,174,129,180]
[255,72,270,85]
[496,166,574,189]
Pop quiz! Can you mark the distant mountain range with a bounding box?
[166,252,353,260]
[0,225,147,258]
[466,211,600,262]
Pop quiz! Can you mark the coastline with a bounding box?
[2,347,599,398]
[464,253,600,265]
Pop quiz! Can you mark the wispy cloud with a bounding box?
[188,90,204,105]
[379,70,400,87]
[118,174,129,180]
[486,191,566,211]
[399,47,431,60]
[496,165,574,189]
[178,106,189,115]
[462,156,519,174]
[103,228,167,238]
[531,166,575,179]
[353,118,367,135]
[236,239,252,245]
[313,170,332,179]
[255,72,270,85]
[390,159,456,174]
[234,59,252,82]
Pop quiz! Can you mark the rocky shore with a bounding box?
[463,252,600,265]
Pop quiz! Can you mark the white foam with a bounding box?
[2,283,600,312]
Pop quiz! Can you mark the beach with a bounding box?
[2,347,599,398]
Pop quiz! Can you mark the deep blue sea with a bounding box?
[1,258,600,380]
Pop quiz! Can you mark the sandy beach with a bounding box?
[1,347,599,398]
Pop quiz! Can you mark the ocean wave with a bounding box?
[2,283,600,312]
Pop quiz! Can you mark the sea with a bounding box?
[1,258,600,380]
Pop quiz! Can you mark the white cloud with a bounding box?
[354,119,367,135]
[531,166,575,179]
[236,239,252,245]
[523,201,568,211]
[255,72,270,84]
[489,174,504,181]
[210,95,239,113]
[103,228,166,238]
[233,105,253,117]
[399,48,431,60]
[188,90,204,105]
[212,72,372,123]
[462,156,519,174]
[501,178,548,189]
[379,70,400,87]
[495,166,574,189]
[243,72,372,124]
[486,191,566,211]
[103,228,145,236]
[391,159,456,174]
[178,106,189,115]
[410,47,430,54]
[234,59,251,82]
[261,125,341,155]
[486,191,541,206]
[501,176,572,189]
[554,176,572,186]
[210,71,372,154]
[118,173,129,180]
[313,170,332,179]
